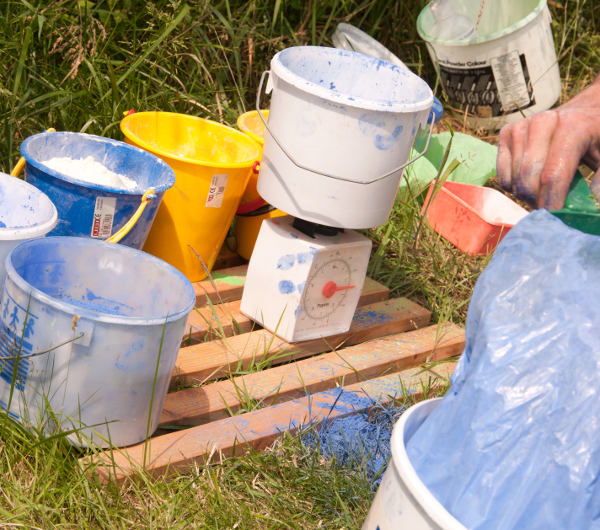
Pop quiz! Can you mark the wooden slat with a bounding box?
[172,297,431,388]
[212,245,246,271]
[163,323,463,425]
[90,363,456,484]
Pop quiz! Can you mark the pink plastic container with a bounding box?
[422,181,528,255]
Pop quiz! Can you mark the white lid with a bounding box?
[430,0,455,21]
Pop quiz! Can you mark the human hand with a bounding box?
[497,77,600,210]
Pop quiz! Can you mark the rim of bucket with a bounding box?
[20,132,176,196]
[390,398,468,530]
[5,236,196,326]
[0,172,59,240]
[120,112,261,168]
[237,110,269,146]
[417,0,547,46]
[271,46,433,113]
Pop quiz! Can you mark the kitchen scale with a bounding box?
[240,215,372,343]
[239,46,434,343]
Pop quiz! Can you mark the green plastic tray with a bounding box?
[550,170,600,236]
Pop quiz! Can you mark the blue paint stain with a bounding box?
[358,114,403,150]
[278,280,295,294]
[290,233,299,239]
[86,288,102,301]
[297,281,306,293]
[277,254,295,270]
[295,305,303,318]
[412,126,416,135]
[297,251,314,264]
[330,82,336,90]
[0,221,6,228]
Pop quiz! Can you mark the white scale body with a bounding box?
[240,216,372,343]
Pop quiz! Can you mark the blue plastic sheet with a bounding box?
[407,209,600,530]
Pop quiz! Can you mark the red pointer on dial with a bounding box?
[322,281,356,299]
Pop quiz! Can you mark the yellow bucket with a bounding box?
[121,112,260,282]
[235,109,287,259]
[236,110,269,213]
[235,205,287,260]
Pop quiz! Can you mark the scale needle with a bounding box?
[322,281,356,299]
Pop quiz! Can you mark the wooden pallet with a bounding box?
[86,249,466,484]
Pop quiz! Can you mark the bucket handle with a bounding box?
[256,70,435,185]
[106,188,156,244]
[11,128,57,178]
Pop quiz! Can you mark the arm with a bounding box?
[497,75,600,210]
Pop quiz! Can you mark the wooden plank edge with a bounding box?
[162,322,463,425]
[172,297,432,388]
[86,363,456,484]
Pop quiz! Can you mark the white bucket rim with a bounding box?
[334,23,407,69]
[391,398,468,530]
[417,0,547,46]
[270,46,433,113]
[0,172,58,241]
[5,236,195,326]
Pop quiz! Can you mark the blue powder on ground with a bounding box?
[62,298,125,316]
[303,388,405,487]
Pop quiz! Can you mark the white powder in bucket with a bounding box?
[42,156,138,190]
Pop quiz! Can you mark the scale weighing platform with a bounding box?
[240,215,372,343]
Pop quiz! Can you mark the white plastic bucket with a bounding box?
[256,46,434,229]
[0,236,195,448]
[362,398,467,530]
[0,173,58,286]
[417,0,561,130]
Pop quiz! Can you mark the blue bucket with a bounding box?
[20,132,176,249]
[0,236,195,447]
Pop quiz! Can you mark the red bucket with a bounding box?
[423,181,528,255]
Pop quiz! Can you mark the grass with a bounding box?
[0,0,598,527]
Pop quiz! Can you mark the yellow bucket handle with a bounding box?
[11,127,57,177]
[11,125,155,245]
[106,189,156,243]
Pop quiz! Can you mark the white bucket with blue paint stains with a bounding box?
[362,398,466,530]
[417,0,561,130]
[256,46,433,229]
[0,236,195,448]
[0,173,58,287]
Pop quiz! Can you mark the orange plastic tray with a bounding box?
[422,180,528,256]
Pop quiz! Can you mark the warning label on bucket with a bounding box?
[206,174,228,208]
[439,52,535,118]
[91,197,116,239]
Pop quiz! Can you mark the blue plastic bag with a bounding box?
[407,209,600,530]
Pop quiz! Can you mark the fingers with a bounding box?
[538,123,589,210]
[513,112,556,205]
[589,167,600,205]
[497,124,513,191]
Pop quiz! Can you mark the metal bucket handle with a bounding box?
[256,70,435,185]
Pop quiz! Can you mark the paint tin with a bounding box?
[362,398,467,530]
[0,236,195,447]
[256,46,433,229]
[417,0,561,130]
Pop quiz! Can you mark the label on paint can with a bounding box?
[205,174,228,208]
[91,197,116,239]
[438,52,535,118]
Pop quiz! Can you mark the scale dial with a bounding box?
[294,245,369,340]
[303,258,354,319]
